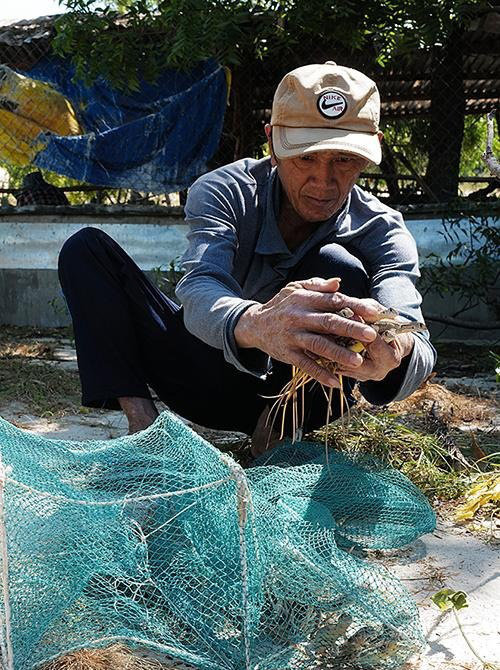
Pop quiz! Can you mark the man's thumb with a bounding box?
[299,277,341,293]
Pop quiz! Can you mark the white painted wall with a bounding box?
[0,214,498,335]
[1,216,498,270]
[0,219,189,270]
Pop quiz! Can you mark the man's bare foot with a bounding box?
[251,405,281,458]
[118,396,159,434]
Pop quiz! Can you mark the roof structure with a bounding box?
[0,14,56,71]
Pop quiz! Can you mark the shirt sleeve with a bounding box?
[346,198,437,403]
[175,172,270,378]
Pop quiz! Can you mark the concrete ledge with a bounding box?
[1,214,498,338]
[0,219,188,271]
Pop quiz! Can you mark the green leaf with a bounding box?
[431,588,469,612]
[450,591,469,611]
[431,588,456,611]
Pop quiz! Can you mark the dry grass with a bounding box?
[41,644,197,670]
[311,408,499,504]
[390,379,498,426]
[0,358,81,417]
[0,340,56,359]
[0,325,80,417]
[42,644,163,670]
[370,380,499,474]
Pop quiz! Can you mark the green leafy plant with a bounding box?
[312,411,493,502]
[431,589,498,669]
[149,258,183,300]
[419,213,500,319]
[432,588,468,611]
[491,351,500,383]
[53,0,489,92]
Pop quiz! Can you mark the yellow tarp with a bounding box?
[0,65,82,166]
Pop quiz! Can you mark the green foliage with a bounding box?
[432,588,469,612]
[149,258,183,301]
[460,115,500,178]
[431,588,498,669]
[419,214,500,317]
[378,114,499,196]
[311,411,484,502]
[53,0,490,92]
[491,351,500,382]
[53,0,255,91]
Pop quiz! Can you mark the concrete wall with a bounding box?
[0,212,498,340]
[0,214,188,327]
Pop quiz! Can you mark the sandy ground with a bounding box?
[384,523,499,669]
[0,343,498,669]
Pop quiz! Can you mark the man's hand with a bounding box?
[234,277,399,388]
[335,332,415,382]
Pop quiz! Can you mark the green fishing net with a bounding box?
[0,411,435,669]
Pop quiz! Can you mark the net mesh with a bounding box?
[0,411,435,670]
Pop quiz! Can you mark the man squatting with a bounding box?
[58,62,436,453]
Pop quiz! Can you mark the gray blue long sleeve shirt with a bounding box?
[175,156,436,404]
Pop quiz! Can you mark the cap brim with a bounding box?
[272,125,382,165]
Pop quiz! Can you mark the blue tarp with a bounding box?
[25,56,227,192]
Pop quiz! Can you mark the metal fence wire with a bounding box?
[0,12,498,209]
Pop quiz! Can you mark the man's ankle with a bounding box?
[118,396,159,434]
[251,405,281,457]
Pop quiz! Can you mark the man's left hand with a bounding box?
[334,332,414,382]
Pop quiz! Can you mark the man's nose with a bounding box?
[310,162,336,189]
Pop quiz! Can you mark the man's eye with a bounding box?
[293,155,315,168]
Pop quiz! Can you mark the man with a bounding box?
[58,62,436,450]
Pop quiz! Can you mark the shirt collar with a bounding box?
[255,168,289,255]
[255,166,351,257]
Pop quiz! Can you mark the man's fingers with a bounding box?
[306,311,377,342]
[290,351,341,388]
[294,277,341,293]
[296,332,365,368]
[342,296,392,322]
[302,290,389,323]
[288,288,366,318]
[289,288,386,327]
[336,360,376,381]
[337,337,402,381]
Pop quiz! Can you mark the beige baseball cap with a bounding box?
[271,61,382,164]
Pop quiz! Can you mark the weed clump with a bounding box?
[311,411,499,505]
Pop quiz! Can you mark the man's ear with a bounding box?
[265,123,278,167]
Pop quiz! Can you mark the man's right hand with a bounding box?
[233,277,381,387]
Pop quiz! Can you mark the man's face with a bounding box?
[276,150,369,223]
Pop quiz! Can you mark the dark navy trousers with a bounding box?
[58,227,370,436]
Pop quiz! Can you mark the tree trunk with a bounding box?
[379,141,402,202]
[424,30,465,202]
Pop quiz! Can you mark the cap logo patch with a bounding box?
[317,90,347,119]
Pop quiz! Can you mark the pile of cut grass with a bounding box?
[312,411,499,503]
